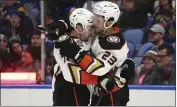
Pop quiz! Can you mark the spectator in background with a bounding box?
[0,39,23,72]
[8,39,23,67]
[152,0,175,43]
[118,0,155,29]
[0,9,33,44]
[46,0,80,22]
[0,34,11,72]
[26,29,42,83]
[15,51,38,73]
[1,0,30,21]
[21,0,40,27]
[165,10,176,43]
[26,29,42,60]
[148,23,166,51]
[153,0,174,26]
[134,51,163,85]
[1,0,20,18]
[2,39,41,82]
[0,33,8,55]
[26,29,55,83]
[157,43,175,85]
[0,34,9,72]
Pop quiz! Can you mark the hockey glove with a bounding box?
[47,20,68,40]
[94,78,109,96]
[94,77,116,96]
[120,58,136,82]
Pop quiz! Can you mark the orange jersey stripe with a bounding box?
[73,87,79,106]
[81,71,98,85]
[78,55,93,70]
[110,92,114,106]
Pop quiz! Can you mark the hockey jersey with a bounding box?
[52,37,99,91]
[76,31,129,87]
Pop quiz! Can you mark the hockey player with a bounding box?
[55,1,135,106]
[52,8,95,106]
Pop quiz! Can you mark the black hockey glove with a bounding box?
[55,35,81,59]
[94,76,116,96]
[47,20,68,40]
[120,58,136,82]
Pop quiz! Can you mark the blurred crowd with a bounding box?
[0,0,176,85]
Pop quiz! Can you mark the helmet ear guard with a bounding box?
[104,20,115,29]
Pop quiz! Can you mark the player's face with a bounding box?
[74,24,94,41]
[82,25,95,41]
[93,14,105,34]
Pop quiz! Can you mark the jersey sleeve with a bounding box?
[53,47,98,85]
[53,47,72,82]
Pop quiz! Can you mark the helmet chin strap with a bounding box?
[74,27,84,35]
[75,25,91,41]
[101,20,115,35]
[104,20,115,29]
[74,27,86,40]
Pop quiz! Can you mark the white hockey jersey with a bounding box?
[52,37,99,91]
[76,31,129,87]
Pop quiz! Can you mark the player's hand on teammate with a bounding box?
[94,77,116,96]
[55,35,81,59]
[47,20,68,40]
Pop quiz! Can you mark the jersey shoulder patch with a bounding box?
[107,36,120,43]
[99,32,125,50]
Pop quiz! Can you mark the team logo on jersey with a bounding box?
[107,36,120,43]
[58,35,69,42]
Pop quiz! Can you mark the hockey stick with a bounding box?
[94,64,128,106]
